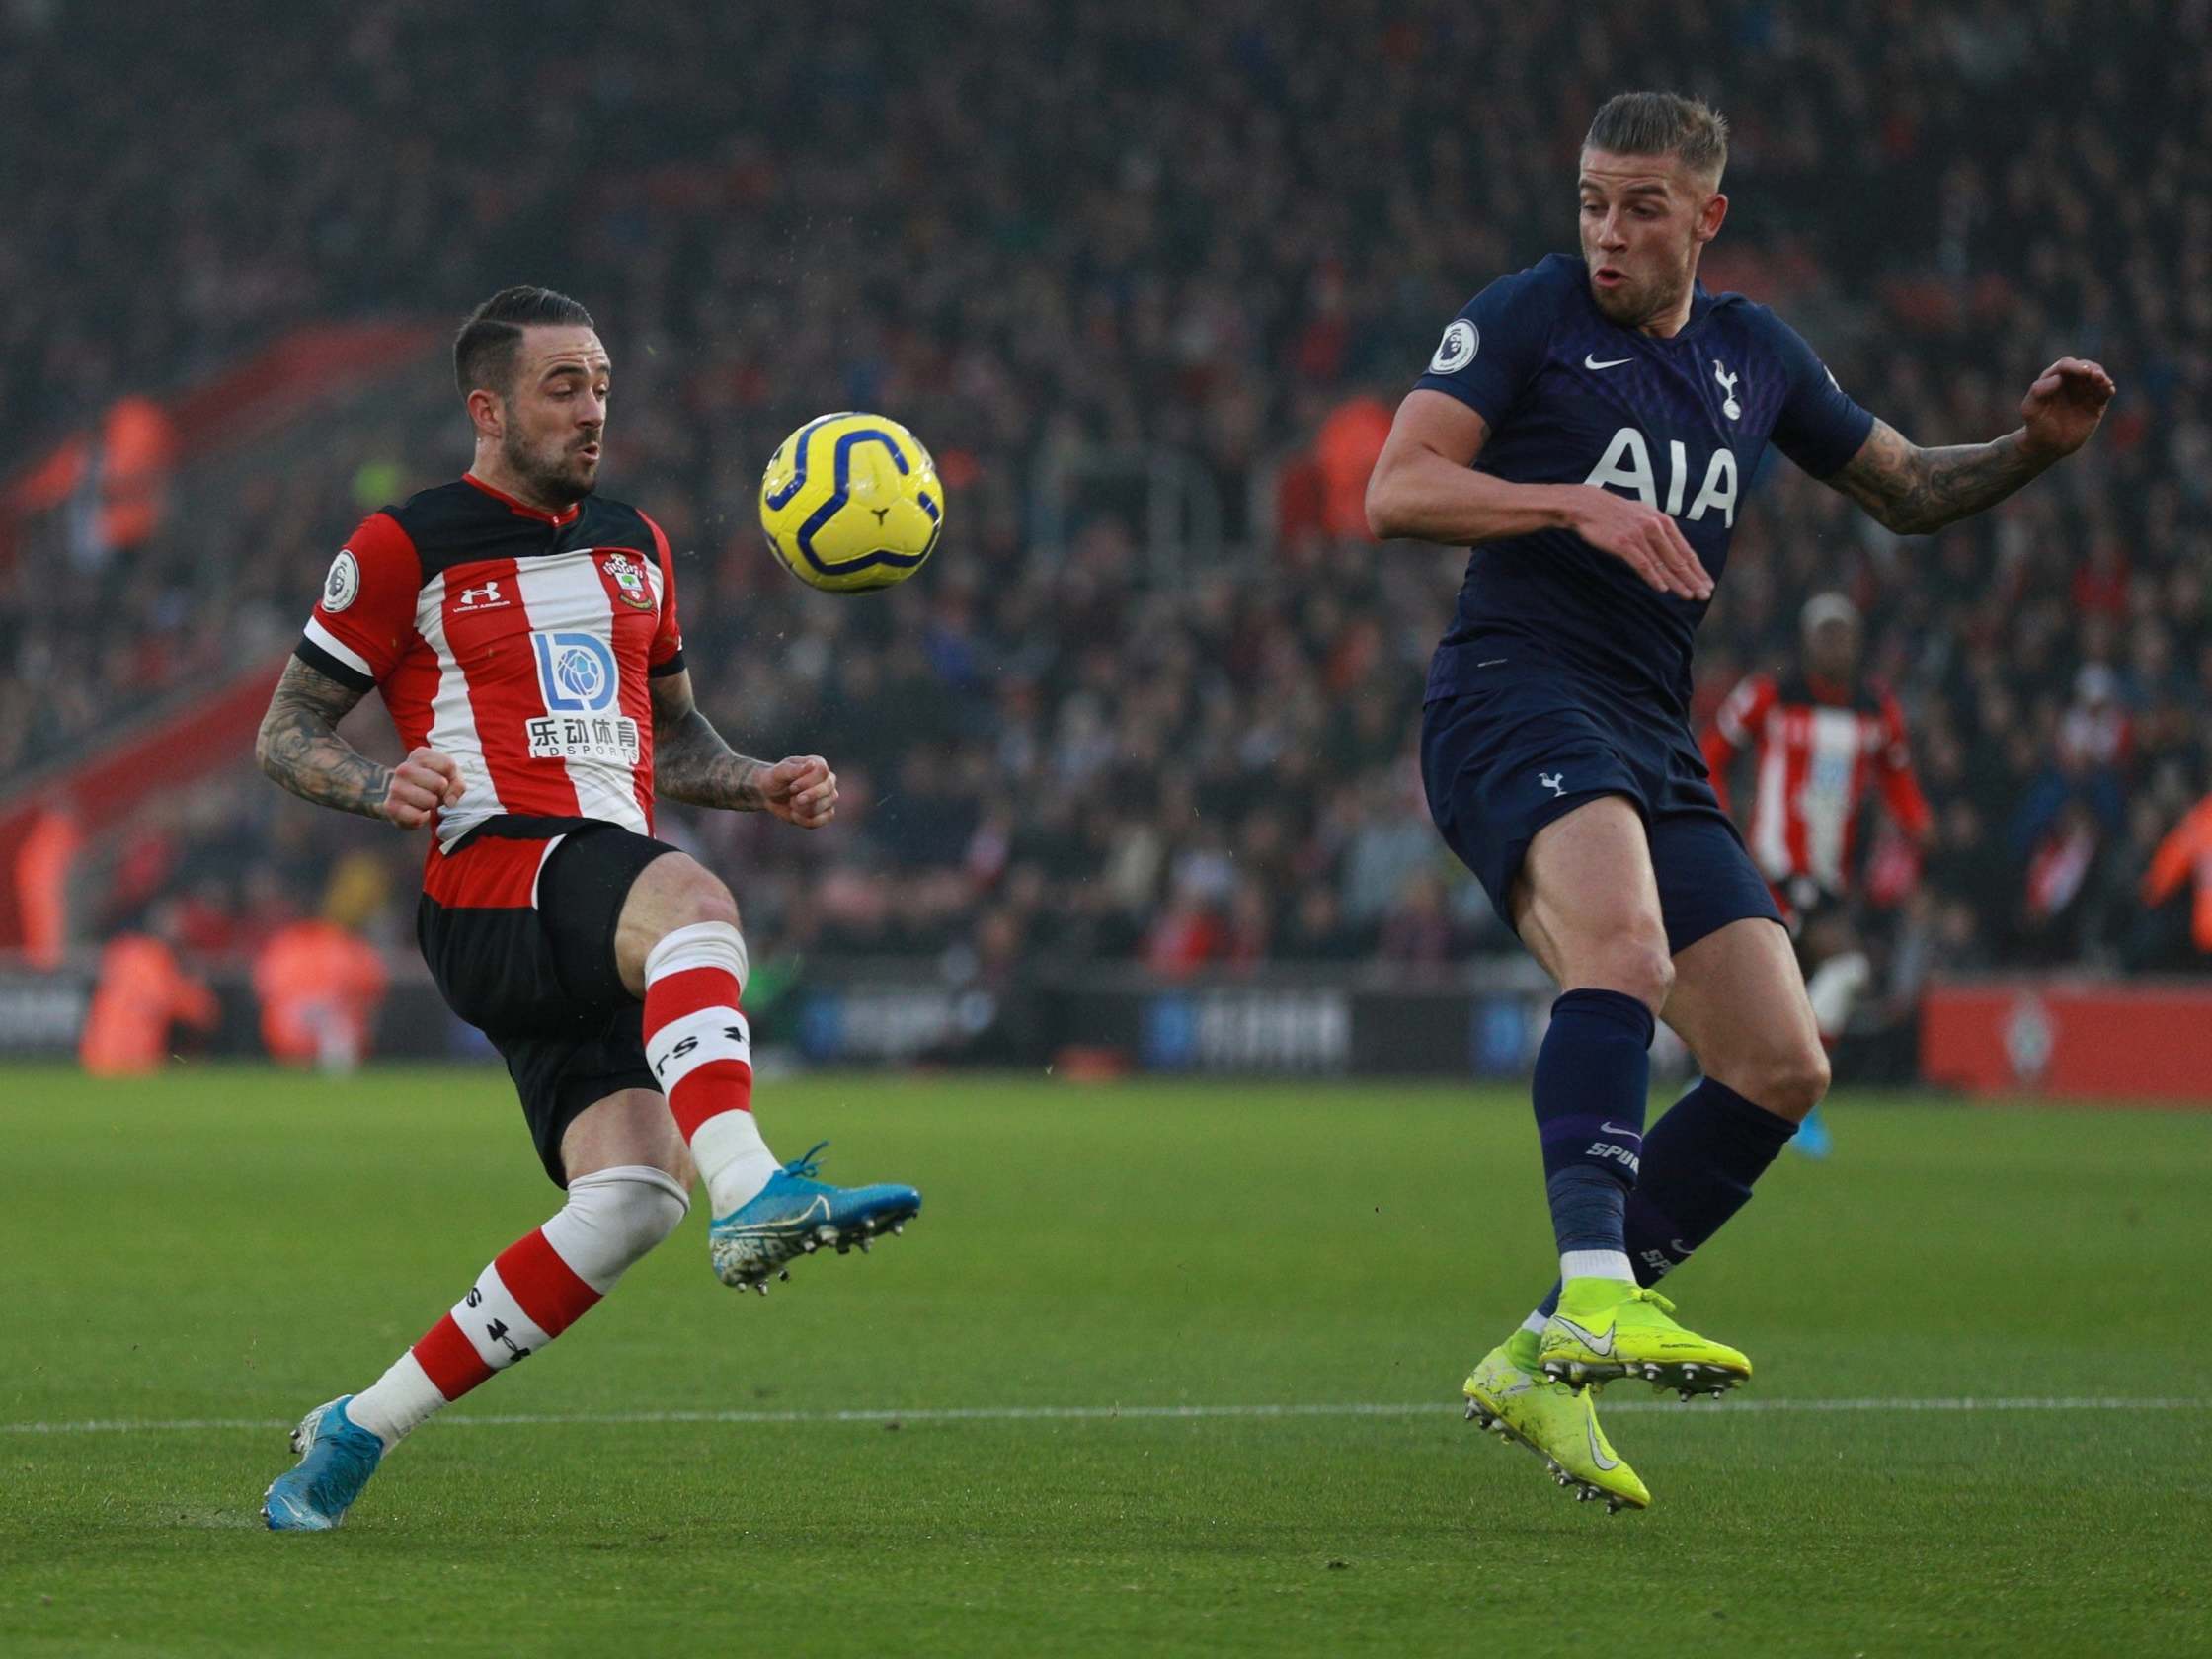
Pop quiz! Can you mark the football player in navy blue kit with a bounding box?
[1366,92,2112,1510]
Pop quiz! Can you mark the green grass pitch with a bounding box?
[2,1065,2207,1657]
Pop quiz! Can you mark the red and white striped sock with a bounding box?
[642,920,780,1218]
[347,1165,688,1448]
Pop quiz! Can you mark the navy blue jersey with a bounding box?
[1415,253,1873,726]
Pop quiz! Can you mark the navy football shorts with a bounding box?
[417,816,679,1187]
[1421,681,1780,956]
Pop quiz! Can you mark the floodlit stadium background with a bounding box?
[2,0,2208,1097]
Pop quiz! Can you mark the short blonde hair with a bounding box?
[1585,91,1729,182]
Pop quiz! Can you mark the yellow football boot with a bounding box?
[1463,1339,1650,1512]
[1540,1278,1752,1397]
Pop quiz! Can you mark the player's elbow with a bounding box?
[253,702,305,785]
[252,711,281,780]
[1867,478,1944,537]
[1364,459,1407,541]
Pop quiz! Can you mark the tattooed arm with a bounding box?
[255,657,460,828]
[1826,357,2115,535]
[1825,421,2057,536]
[649,670,838,828]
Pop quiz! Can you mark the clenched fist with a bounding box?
[383,747,465,829]
[754,754,838,829]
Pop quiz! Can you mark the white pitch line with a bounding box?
[2,1396,2206,1436]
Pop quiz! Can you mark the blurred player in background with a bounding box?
[252,286,920,1531]
[1366,92,2112,1509]
[76,903,217,1076]
[1702,592,1933,1154]
[251,913,389,1071]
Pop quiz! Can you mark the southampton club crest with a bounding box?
[603,552,655,610]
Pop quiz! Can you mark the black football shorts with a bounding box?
[416,815,678,1186]
[1420,675,1781,955]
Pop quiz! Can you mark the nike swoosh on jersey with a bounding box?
[1600,1121,1644,1139]
[1550,1315,1616,1356]
[1584,354,1632,369]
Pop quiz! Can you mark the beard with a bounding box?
[1588,244,1698,331]
[502,427,599,508]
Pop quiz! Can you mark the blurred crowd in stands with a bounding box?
[5,0,2210,1015]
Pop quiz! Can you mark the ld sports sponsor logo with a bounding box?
[532,631,617,712]
[526,630,640,765]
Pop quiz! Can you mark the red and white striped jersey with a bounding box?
[293,474,685,852]
[1702,671,1931,895]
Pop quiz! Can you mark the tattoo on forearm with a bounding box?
[653,704,769,810]
[255,658,391,820]
[1831,421,2053,536]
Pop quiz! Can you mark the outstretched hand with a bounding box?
[755,754,838,829]
[2019,357,2115,460]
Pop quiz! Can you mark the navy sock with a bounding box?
[1531,988,1655,1257]
[1535,1075,1796,1317]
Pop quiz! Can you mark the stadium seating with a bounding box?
[1,0,2203,1003]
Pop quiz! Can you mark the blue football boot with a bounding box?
[1793,1106,1834,1159]
[262,1395,383,1531]
[709,1142,920,1294]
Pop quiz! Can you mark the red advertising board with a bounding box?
[1921,980,2212,1104]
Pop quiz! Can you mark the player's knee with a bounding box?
[660,855,741,932]
[1752,1043,1831,1121]
[1583,927,1674,1011]
[559,1165,691,1275]
[1791,1045,1834,1114]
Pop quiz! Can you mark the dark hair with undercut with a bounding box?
[453,286,596,398]
[1584,91,1729,182]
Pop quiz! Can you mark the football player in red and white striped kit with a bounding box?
[1703,592,1932,1148]
[254,287,919,1531]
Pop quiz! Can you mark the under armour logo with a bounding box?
[457,580,507,609]
[1539,771,1565,797]
[1712,359,1742,421]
